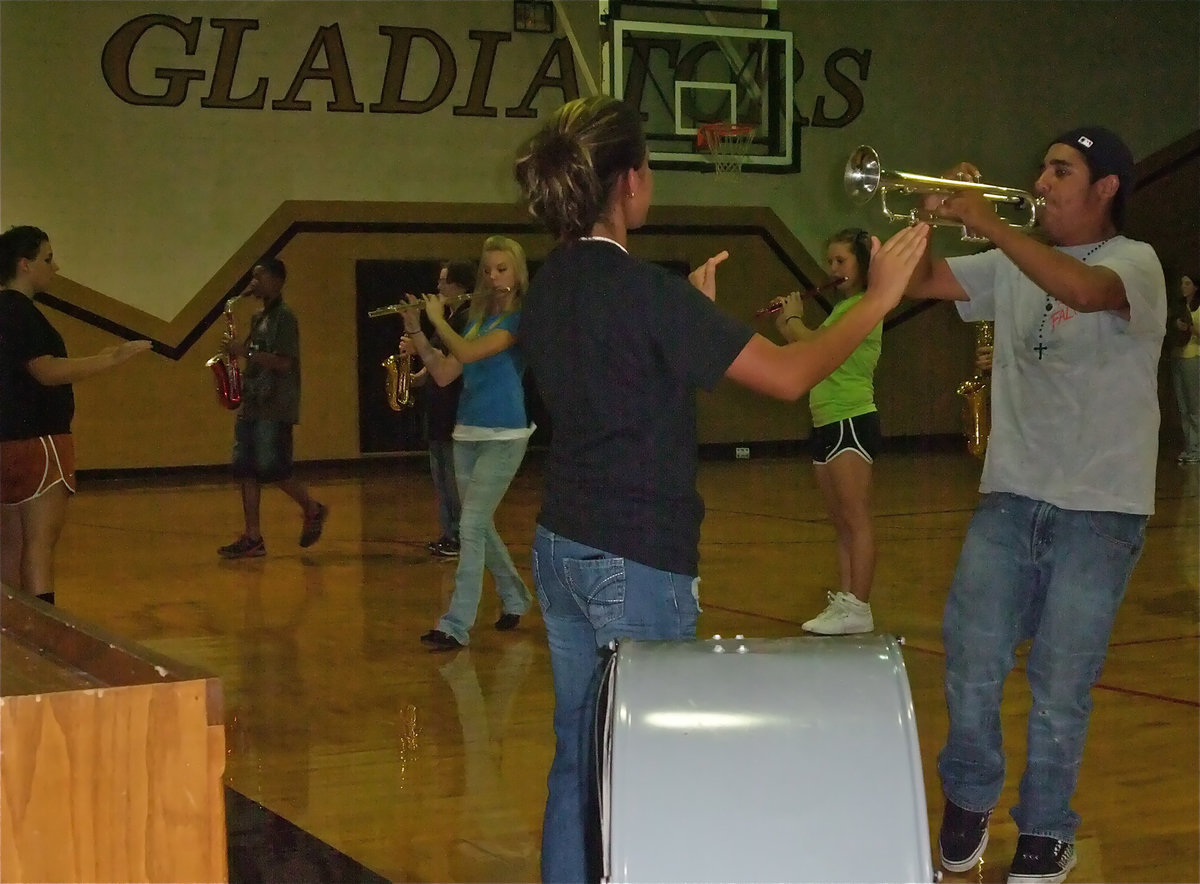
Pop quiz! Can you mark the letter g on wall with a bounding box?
[102,14,208,106]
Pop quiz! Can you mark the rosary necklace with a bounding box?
[1035,239,1110,359]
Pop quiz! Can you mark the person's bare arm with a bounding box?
[946,194,1128,316]
[401,333,463,386]
[726,223,929,400]
[26,340,152,385]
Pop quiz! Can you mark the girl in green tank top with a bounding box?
[773,228,881,636]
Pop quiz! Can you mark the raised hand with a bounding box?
[689,250,730,302]
[865,223,930,311]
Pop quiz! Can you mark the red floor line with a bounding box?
[898,642,1199,708]
[1109,632,1200,647]
[705,604,1200,708]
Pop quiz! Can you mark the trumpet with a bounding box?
[844,145,1042,243]
[205,296,243,410]
[755,278,847,317]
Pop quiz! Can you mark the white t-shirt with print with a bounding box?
[949,236,1165,515]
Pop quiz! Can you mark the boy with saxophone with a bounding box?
[218,258,328,558]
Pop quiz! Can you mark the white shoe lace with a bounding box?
[809,593,848,625]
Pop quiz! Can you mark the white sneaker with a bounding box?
[802,591,874,635]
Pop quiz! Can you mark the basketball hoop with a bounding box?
[696,122,756,175]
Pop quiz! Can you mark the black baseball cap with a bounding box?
[1050,126,1135,228]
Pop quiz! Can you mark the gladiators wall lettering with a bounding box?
[100,13,870,126]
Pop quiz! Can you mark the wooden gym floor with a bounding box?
[41,448,1199,883]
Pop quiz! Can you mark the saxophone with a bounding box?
[382,345,415,411]
[205,296,243,410]
[955,321,994,459]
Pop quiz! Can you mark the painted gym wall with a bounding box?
[1,1,1195,469]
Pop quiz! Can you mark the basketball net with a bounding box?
[696,123,756,175]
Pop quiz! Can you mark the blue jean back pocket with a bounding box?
[564,556,627,630]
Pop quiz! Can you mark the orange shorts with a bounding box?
[0,434,76,505]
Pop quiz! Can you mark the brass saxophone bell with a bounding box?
[382,350,416,411]
[956,321,994,458]
[206,296,243,410]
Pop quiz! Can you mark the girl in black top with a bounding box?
[0,226,151,604]
[513,96,928,882]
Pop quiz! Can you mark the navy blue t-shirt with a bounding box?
[520,239,753,576]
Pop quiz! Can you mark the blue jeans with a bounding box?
[231,418,293,482]
[532,525,700,884]
[429,439,460,540]
[1172,354,1199,458]
[436,438,531,644]
[937,492,1146,842]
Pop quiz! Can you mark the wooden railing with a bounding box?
[0,588,227,883]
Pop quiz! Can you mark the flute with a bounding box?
[368,292,467,318]
[367,286,511,319]
[753,277,846,317]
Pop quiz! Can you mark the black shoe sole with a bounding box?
[420,631,464,650]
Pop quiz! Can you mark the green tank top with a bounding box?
[808,293,881,427]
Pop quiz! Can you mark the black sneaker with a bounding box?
[299,503,328,548]
[219,534,266,559]
[1007,834,1077,884]
[420,629,464,651]
[426,536,449,552]
[432,538,460,558]
[494,613,520,631]
[938,798,991,872]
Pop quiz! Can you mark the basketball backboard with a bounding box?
[600,0,794,172]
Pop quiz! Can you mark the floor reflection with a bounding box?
[438,641,538,882]
[226,563,315,810]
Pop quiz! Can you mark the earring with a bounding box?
[628,191,636,199]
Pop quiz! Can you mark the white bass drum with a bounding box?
[598,634,932,883]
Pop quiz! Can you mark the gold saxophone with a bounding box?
[382,345,415,411]
[956,321,994,458]
[205,296,243,410]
